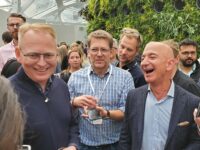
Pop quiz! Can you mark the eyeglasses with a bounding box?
[21,51,58,62]
[181,51,196,56]
[7,23,22,28]
[90,48,110,54]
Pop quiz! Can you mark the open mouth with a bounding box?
[144,68,154,74]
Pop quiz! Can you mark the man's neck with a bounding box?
[150,80,171,100]
[179,63,193,74]
[92,66,109,77]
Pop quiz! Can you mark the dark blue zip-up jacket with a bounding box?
[10,67,79,150]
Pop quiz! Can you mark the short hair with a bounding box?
[179,38,198,49]
[0,77,24,150]
[87,30,113,49]
[2,31,12,44]
[120,27,143,48]
[113,38,118,48]
[18,23,57,48]
[161,39,179,58]
[7,13,26,23]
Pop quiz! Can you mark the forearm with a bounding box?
[108,109,124,121]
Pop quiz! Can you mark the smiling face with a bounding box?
[141,42,175,85]
[16,29,57,88]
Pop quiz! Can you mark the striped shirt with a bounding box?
[68,64,134,146]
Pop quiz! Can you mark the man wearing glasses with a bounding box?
[178,38,200,84]
[117,27,146,88]
[0,13,26,72]
[10,23,79,150]
[68,29,134,150]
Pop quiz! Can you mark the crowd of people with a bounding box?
[0,13,200,150]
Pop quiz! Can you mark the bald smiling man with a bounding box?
[119,42,200,150]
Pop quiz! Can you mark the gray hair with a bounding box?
[0,77,25,150]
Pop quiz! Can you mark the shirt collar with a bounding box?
[117,59,137,70]
[89,64,112,76]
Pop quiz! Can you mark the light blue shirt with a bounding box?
[68,64,134,146]
[141,81,175,150]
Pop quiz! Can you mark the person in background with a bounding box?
[57,44,68,72]
[117,27,146,88]
[178,38,200,83]
[194,108,200,135]
[0,76,24,150]
[71,42,89,67]
[60,41,69,50]
[0,13,26,72]
[1,58,21,78]
[1,31,13,45]
[10,23,79,150]
[119,41,200,150]
[110,38,119,66]
[162,39,200,97]
[59,49,83,83]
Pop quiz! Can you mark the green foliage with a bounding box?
[81,0,200,51]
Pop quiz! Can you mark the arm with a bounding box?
[71,95,97,109]
[184,100,200,149]
[193,108,200,135]
[118,92,132,150]
[96,106,124,121]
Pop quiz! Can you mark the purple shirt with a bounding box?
[0,40,16,72]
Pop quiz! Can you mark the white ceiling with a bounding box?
[0,0,87,25]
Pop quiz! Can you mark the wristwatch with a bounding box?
[106,109,110,117]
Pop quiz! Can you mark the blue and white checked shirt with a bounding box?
[68,64,134,146]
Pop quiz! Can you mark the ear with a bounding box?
[110,48,114,59]
[166,58,176,71]
[15,46,22,63]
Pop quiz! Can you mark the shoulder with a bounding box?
[113,65,132,76]
[175,84,200,103]
[0,42,13,51]
[53,75,68,86]
[128,85,148,95]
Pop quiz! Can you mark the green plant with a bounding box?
[81,0,200,52]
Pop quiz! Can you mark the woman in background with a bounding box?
[59,49,83,83]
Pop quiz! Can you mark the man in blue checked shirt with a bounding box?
[68,29,134,150]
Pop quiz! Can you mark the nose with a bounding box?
[37,55,47,66]
[96,50,103,56]
[13,24,19,29]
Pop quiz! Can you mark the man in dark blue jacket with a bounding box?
[10,23,79,150]
[117,27,146,88]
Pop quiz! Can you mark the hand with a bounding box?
[63,146,77,150]
[72,95,97,109]
[96,106,108,118]
[193,108,200,126]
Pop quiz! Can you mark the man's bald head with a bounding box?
[144,41,174,59]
